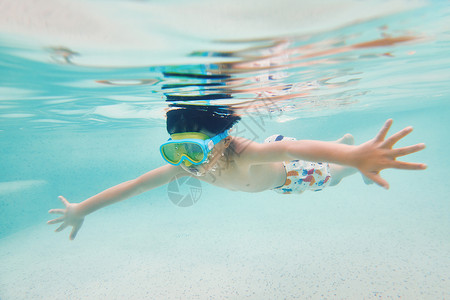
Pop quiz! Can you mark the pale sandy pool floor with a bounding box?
[1,174,449,299]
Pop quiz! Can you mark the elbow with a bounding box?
[130,177,146,196]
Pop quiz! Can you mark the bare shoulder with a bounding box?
[228,136,268,164]
[229,136,258,155]
[228,136,290,165]
[228,136,262,157]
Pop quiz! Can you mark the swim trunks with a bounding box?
[264,135,332,194]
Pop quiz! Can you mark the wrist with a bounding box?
[72,202,88,217]
[341,144,361,168]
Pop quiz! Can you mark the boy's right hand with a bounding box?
[48,196,85,240]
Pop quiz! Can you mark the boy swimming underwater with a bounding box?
[48,105,427,240]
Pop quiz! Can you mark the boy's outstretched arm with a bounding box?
[242,119,426,189]
[48,164,185,240]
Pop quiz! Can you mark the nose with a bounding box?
[183,159,192,167]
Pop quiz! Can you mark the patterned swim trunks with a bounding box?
[264,135,332,194]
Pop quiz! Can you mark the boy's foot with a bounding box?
[336,133,354,145]
[361,174,374,185]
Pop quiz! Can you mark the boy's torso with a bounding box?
[196,138,286,192]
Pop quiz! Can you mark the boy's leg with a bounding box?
[329,164,357,186]
[335,133,354,145]
[328,133,357,186]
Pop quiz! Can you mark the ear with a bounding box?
[223,136,232,148]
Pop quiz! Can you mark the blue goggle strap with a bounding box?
[205,130,229,151]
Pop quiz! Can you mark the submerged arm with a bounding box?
[48,164,185,239]
[77,164,183,215]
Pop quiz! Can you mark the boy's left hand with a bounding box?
[353,119,426,189]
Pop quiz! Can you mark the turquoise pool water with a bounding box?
[0,0,449,298]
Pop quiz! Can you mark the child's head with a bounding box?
[164,104,241,176]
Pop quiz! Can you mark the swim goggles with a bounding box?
[160,130,228,166]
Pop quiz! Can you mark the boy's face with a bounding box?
[180,138,229,176]
[174,131,229,176]
[161,128,231,176]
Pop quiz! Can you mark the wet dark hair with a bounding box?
[166,104,241,135]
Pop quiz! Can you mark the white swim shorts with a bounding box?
[264,134,332,194]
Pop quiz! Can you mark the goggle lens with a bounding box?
[161,142,205,164]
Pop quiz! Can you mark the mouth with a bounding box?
[181,163,207,176]
[188,166,201,173]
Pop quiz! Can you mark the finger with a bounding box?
[391,160,427,170]
[55,223,68,232]
[47,217,64,224]
[58,196,70,207]
[48,209,65,214]
[383,126,413,148]
[70,224,82,240]
[364,172,390,189]
[391,143,426,157]
[375,119,393,142]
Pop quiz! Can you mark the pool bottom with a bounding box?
[0,173,448,299]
